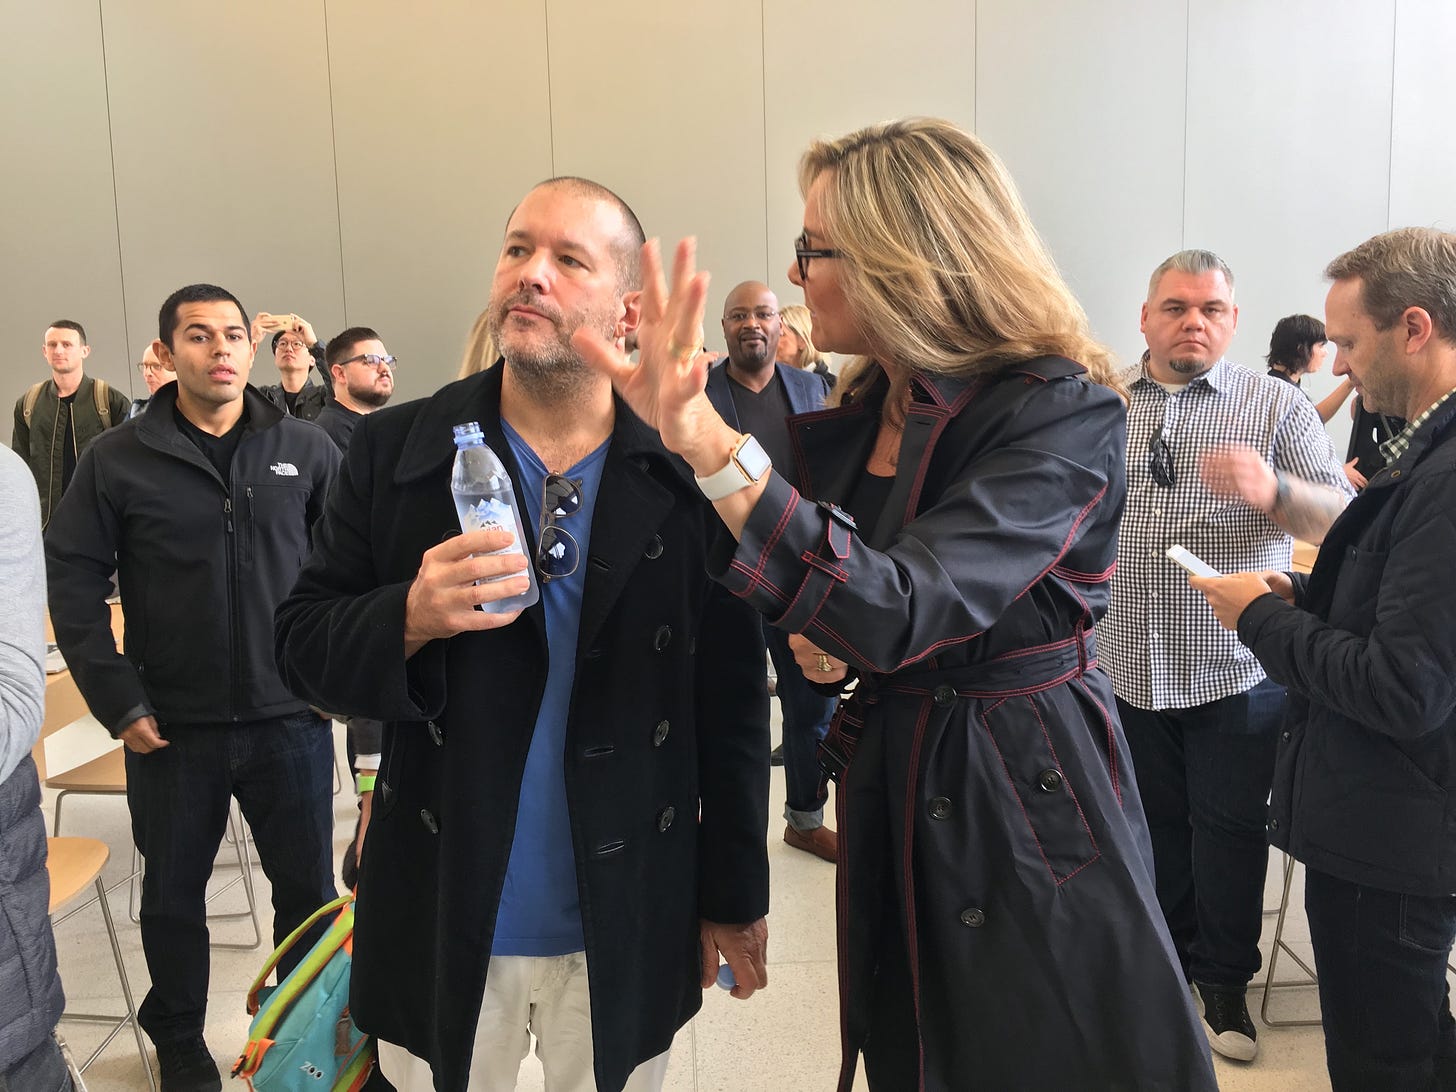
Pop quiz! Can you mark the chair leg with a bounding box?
[1260,852,1322,1028]
[52,789,72,836]
[58,878,157,1092]
[129,845,141,924]
[55,1032,90,1092]
[205,804,262,950]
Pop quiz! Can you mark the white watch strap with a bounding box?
[694,436,769,501]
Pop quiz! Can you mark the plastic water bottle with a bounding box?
[716,964,736,990]
[451,422,538,612]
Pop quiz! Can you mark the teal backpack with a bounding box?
[231,893,376,1091]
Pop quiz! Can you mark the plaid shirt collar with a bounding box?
[1380,385,1456,465]
[1132,357,1234,394]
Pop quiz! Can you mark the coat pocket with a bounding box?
[980,695,1101,885]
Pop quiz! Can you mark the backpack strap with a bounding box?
[92,378,112,429]
[21,381,46,427]
[245,892,356,1015]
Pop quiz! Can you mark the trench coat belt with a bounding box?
[817,629,1097,786]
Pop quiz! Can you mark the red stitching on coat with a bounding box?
[726,559,792,607]
[1072,676,1122,806]
[1026,696,1102,884]
[1050,560,1117,583]
[747,490,799,586]
[980,709,1057,879]
[902,698,933,1089]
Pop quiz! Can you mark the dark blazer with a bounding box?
[702,359,830,427]
[1241,394,1456,896]
[274,367,769,1092]
[710,361,1216,1091]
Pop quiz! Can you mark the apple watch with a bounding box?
[694,434,773,501]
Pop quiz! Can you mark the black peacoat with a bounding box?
[275,367,769,1092]
[710,360,1218,1091]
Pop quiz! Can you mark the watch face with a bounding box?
[736,435,773,481]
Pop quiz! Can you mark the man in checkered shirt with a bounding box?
[1098,249,1352,1064]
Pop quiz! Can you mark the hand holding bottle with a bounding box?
[403,528,532,657]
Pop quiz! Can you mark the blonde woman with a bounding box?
[456,309,497,379]
[578,118,1214,1091]
[777,302,834,386]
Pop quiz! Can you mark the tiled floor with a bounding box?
[40,714,1354,1091]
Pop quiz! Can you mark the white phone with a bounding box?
[1166,545,1221,578]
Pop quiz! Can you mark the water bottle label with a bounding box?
[461,497,514,535]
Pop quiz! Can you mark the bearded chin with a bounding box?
[491,307,618,403]
[1167,355,1211,376]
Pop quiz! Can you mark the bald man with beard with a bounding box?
[704,281,838,860]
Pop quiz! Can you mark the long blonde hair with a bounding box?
[457,309,498,379]
[799,118,1121,408]
[778,304,826,370]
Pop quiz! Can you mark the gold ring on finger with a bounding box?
[816,653,832,673]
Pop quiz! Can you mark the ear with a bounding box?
[152,338,172,368]
[1139,302,1150,335]
[79,343,92,361]
[618,290,643,339]
[1230,302,1239,332]
[1403,306,1434,354]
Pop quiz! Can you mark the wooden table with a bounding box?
[35,603,124,780]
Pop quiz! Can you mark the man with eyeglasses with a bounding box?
[276,177,770,1092]
[1097,249,1350,1064]
[313,326,395,890]
[704,281,836,861]
[256,313,328,421]
[128,342,175,418]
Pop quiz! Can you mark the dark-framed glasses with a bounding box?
[342,353,398,370]
[137,361,167,374]
[275,338,307,353]
[726,307,779,324]
[1148,424,1176,488]
[793,231,840,281]
[537,473,583,581]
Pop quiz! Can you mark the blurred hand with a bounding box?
[1189,571,1275,630]
[403,529,531,655]
[1200,445,1278,510]
[787,632,848,684]
[1343,458,1367,491]
[120,715,169,754]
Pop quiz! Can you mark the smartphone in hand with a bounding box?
[1166,545,1221,578]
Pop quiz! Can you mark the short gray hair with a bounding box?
[1325,227,1456,343]
[1147,249,1236,300]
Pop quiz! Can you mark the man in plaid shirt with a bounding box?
[1099,249,1352,1063]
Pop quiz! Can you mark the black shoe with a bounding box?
[155,1035,221,1092]
[1194,981,1258,1061]
[769,744,784,767]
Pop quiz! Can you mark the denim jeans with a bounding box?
[125,711,337,1045]
[0,1035,71,1092]
[1305,867,1456,1091]
[1116,676,1284,986]
[764,624,838,831]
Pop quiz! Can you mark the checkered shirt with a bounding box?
[1380,386,1456,464]
[1098,359,1353,710]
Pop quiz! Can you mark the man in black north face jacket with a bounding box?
[45,284,340,1092]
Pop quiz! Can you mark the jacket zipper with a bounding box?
[224,494,243,720]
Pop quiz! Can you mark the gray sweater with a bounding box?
[0,444,45,784]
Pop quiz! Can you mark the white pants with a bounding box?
[376,952,671,1092]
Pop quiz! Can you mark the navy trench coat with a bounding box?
[711,359,1217,1091]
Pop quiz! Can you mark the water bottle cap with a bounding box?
[452,422,485,447]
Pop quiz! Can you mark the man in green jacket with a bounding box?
[11,320,130,527]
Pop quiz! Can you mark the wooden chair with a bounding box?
[48,836,156,1091]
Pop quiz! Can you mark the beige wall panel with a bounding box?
[546,0,768,352]
[1389,0,1456,230]
[976,0,1186,371]
[101,0,343,390]
[326,1,554,401]
[0,0,132,406]
[763,0,977,316]
[1184,0,1393,461]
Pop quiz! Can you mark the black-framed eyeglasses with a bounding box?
[341,353,398,370]
[794,231,840,281]
[1148,424,1176,488]
[275,338,307,353]
[536,474,583,581]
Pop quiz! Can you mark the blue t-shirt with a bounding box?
[491,421,609,956]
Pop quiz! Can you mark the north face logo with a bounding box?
[270,462,299,477]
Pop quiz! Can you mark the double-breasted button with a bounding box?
[652,720,671,747]
[420,809,439,834]
[657,806,676,832]
[1281,730,1291,741]
[932,685,957,707]
[959,907,986,928]
[1269,818,1280,831]
[929,797,953,820]
[644,535,664,559]
[653,625,673,652]
[1037,769,1063,793]
[427,721,444,746]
